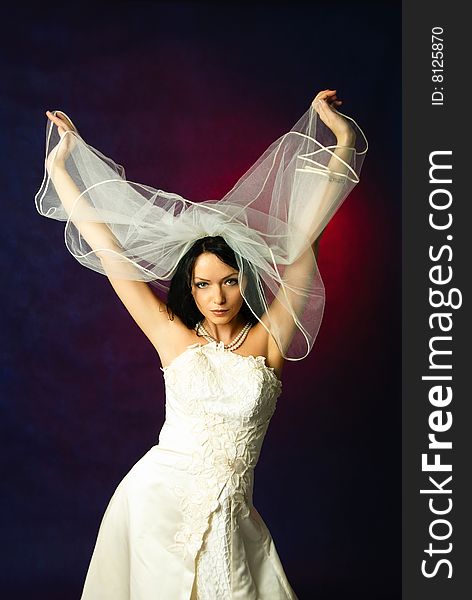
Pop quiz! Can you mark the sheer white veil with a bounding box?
[35,102,368,360]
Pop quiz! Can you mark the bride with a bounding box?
[37,89,367,599]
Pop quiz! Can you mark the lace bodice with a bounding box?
[161,340,282,422]
[158,340,283,561]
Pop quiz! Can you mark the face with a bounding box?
[190,252,245,325]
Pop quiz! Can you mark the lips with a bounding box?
[211,310,228,315]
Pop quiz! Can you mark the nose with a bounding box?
[213,286,226,305]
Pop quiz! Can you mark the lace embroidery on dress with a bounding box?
[161,341,282,567]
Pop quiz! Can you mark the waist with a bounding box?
[157,416,264,472]
[157,418,203,453]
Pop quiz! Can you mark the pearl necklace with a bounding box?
[195,319,252,352]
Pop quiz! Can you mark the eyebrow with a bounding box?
[194,272,239,282]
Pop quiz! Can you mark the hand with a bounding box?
[45,110,78,173]
[311,89,355,145]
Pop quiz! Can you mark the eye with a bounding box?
[225,278,238,285]
[195,282,208,289]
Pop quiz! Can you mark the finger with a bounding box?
[314,89,338,103]
[47,111,74,131]
[47,109,65,119]
[312,95,339,114]
[46,110,62,123]
[55,112,73,127]
[49,109,69,123]
[54,110,72,124]
[46,111,67,125]
[327,95,342,105]
[314,89,333,99]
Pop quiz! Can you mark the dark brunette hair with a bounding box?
[166,236,261,329]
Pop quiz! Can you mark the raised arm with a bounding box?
[301,89,357,250]
[259,90,362,358]
[45,112,123,257]
[44,111,173,351]
[310,124,356,254]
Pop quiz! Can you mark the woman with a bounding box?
[37,90,368,599]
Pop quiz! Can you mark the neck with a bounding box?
[201,315,247,344]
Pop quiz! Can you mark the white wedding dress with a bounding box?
[80,340,299,599]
